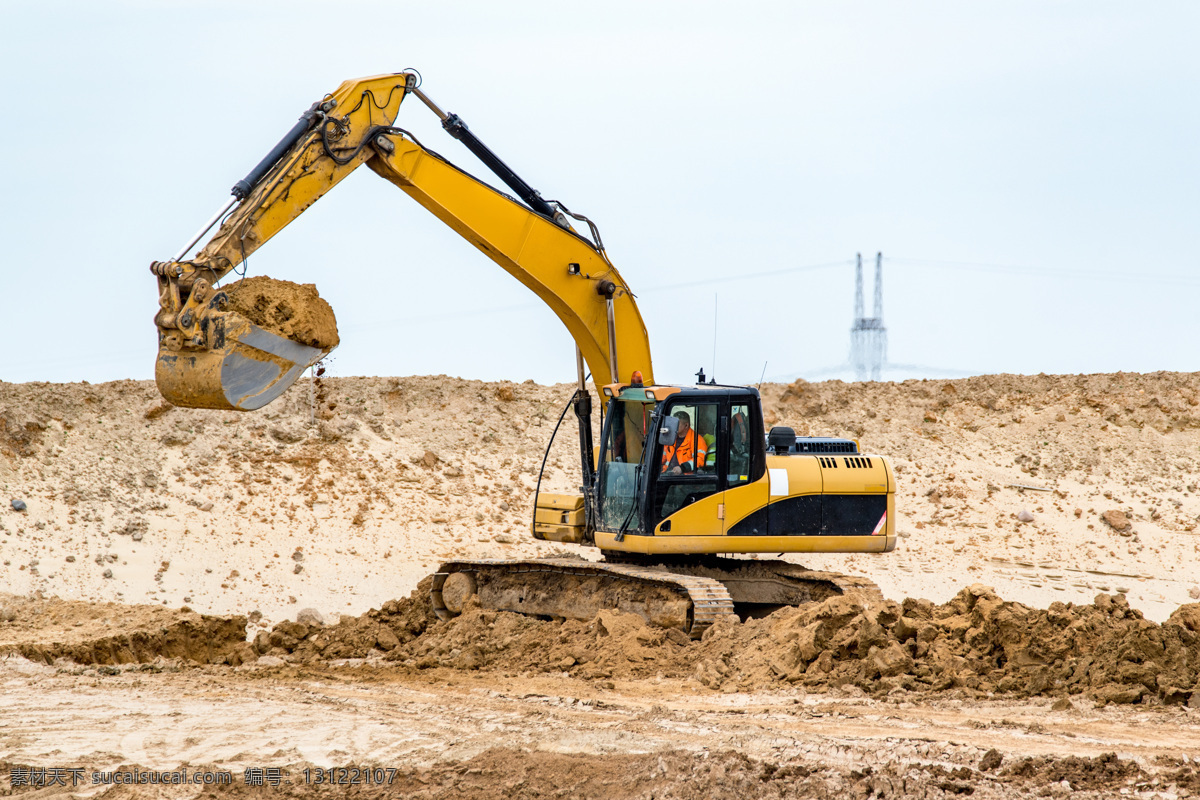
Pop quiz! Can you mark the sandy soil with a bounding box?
[0,592,248,666]
[0,375,591,628]
[2,371,1199,797]
[4,657,1200,798]
[2,372,1197,625]
[224,276,339,350]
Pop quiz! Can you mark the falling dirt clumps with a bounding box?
[0,593,249,666]
[224,276,339,350]
[262,583,1200,706]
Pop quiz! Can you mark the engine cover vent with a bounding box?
[767,435,859,455]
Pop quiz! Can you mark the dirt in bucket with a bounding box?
[224,276,339,350]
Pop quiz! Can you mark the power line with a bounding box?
[638,259,849,292]
[350,254,1196,334]
[887,257,1200,286]
[343,259,853,332]
[25,254,1185,377]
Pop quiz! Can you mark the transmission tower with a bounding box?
[849,252,888,381]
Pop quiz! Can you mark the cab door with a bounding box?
[721,399,770,534]
[648,399,721,531]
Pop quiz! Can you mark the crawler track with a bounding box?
[432,558,735,638]
[644,557,886,613]
[431,556,881,638]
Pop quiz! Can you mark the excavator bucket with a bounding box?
[155,311,332,411]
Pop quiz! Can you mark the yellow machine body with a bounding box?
[590,457,896,554]
[154,71,897,562]
[537,382,896,555]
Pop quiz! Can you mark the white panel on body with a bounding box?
[768,468,789,497]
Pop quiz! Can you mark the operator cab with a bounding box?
[596,382,766,536]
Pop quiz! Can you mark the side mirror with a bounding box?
[658,415,679,446]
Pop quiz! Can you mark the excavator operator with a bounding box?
[662,411,707,476]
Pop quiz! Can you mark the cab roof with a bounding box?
[603,382,761,402]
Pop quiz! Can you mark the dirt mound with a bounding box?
[258,581,691,677]
[260,583,1200,705]
[685,586,1200,704]
[769,371,1200,436]
[363,749,825,800]
[364,747,1144,799]
[224,276,339,349]
[0,593,249,665]
[1002,752,1143,791]
[252,578,437,660]
[390,603,690,676]
[5,371,1200,627]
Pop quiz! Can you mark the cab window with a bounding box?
[602,398,652,465]
[598,399,653,530]
[727,402,752,487]
[653,401,720,524]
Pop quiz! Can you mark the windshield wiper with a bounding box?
[615,464,641,542]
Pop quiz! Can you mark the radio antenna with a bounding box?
[711,294,718,383]
[757,361,768,391]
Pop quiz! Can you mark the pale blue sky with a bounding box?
[3,1,1197,386]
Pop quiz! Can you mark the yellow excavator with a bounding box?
[151,72,896,636]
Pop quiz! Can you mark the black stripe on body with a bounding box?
[726,494,886,537]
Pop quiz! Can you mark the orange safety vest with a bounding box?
[662,429,707,473]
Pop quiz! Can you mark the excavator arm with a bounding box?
[152,72,653,410]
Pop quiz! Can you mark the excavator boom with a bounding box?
[151,72,651,410]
